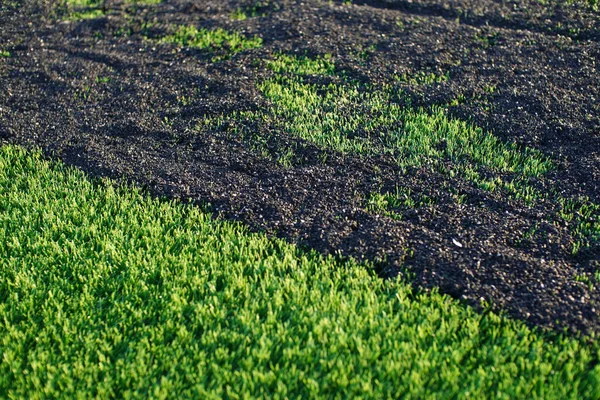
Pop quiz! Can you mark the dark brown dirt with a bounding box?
[1,0,599,334]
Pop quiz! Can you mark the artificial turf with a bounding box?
[1,145,599,398]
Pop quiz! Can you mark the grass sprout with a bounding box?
[266,53,336,76]
[395,70,450,86]
[159,25,262,59]
[62,0,162,20]
[367,188,436,220]
[558,197,600,254]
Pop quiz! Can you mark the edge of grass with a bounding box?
[1,144,599,398]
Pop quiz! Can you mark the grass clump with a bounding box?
[231,1,278,20]
[159,25,262,59]
[1,145,599,398]
[558,197,600,254]
[395,70,450,86]
[266,53,336,76]
[231,8,249,20]
[367,188,436,220]
[0,50,10,58]
[62,0,104,20]
[61,0,162,20]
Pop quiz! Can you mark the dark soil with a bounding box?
[1,0,599,334]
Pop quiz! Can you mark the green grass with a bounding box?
[158,25,262,60]
[265,53,336,76]
[565,0,599,11]
[61,0,104,21]
[1,145,600,398]
[231,1,279,20]
[558,197,600,254]
[61,0,162,21]
[258,55,550,178]
[127,0,162,4]
[0,50,10,58]
[231,8,249,21]
[367,188,436,220]
[258,77,551,177]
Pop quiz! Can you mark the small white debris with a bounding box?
[452,238,463,248]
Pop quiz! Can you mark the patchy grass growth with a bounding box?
[259,77,551,177]
[367,188,436,220]
[62,0,162,20]
[266,53,336,76]
[558,197,600,254]
[158,25,262,60]
[231,8,248,20]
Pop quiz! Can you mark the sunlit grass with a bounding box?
[265,53,336,76]
[559,197,600,254]
[61,0,163,21]
[258,77,551,178]
[158,25,262,60]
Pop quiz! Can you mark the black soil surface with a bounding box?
[1,0,599,334]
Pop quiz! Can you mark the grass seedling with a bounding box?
[61,0,162,21]
[265,53,335,76]
[231,8,248,20]
[367,187,435,220]
[558,197,600,254]
[395,70,450,86]
[158,25,262,60]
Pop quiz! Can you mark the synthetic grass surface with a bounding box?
[0,145,599,398]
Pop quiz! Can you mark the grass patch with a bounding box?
[367,188,436,220]
[258,77,551,177]
[158,25,262,60]
[265,53,336,76]
[61,0,162,21]
[257,54,550,177]
[1,145,600,397]
[395,70,450,86]
[262,56,600,253]
[564,0,598,11]
[231,8,249,21]
[231,1,280,20]
[0,50,10,58]
[63,0,105,20]
[558,197,600,254]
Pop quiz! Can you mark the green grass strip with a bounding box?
[1,145,599,398]
[265,53,336,76]
[61,0,162,21]
[259,77,551,177]
[159,25,262,56]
